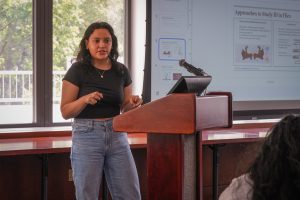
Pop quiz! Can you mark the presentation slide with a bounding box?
[151,0,300,111]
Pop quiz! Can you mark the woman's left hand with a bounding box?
[122,95,143,113]
[130,95,143,108]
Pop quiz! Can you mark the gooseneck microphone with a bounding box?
[179,59,208,76]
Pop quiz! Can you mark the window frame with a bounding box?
[0,0,131,128]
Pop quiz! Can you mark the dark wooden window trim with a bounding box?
[0,0,130,128]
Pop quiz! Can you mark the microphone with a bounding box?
[179,59,208,76]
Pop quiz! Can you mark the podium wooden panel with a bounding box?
[113,93,231,200]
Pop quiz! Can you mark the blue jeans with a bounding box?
[71,118,141,200]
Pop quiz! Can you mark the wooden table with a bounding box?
[0,133,147,156]
[201,127,270,200]
[0,123,274,200]
[0,128,147,200]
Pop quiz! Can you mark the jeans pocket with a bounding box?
[72,122,92,134]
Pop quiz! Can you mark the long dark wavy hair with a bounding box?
[76,21,119,64]
[249,114,300,200]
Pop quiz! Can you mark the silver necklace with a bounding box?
[94,59,111,78]
[95,68,106,78]
[98,69,105,78]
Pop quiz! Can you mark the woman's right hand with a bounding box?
[61,81,104,119]
[84,91,103,105]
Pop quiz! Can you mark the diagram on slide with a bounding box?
[236,44,270,64]
[158,38,186,61]
[233,5,300,67]
[233,17,272,65]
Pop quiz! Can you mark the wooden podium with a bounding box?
[113,93,231,200]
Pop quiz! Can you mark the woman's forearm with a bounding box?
[61,97,87,119]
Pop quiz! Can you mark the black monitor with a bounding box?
[168,76,212,95]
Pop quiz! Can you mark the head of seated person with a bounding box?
[249,114,300,200]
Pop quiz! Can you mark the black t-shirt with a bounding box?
[63,60,132,118]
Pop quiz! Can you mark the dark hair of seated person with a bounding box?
[249,114,300,200]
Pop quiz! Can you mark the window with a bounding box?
[0,0,128,127]
[0,0,33,125]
